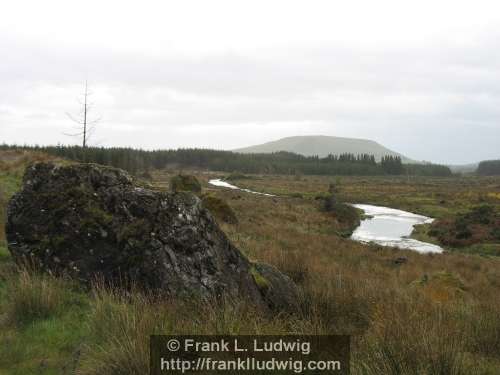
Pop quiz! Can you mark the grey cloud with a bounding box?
[1,34,499,164]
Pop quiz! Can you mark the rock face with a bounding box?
[6,163,298,310]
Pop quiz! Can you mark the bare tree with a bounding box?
[65,81,101,158]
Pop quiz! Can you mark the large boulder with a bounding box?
[6,163,298,310]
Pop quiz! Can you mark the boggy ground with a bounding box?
[0,154,500,374]
[221,173,500,256]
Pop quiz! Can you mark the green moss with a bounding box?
[0,245,10,263]
[250,266,270,292]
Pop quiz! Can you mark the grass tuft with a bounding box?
[2,269,78,327]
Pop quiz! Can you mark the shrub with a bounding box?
[430,204,499,247]
[225,173,252,181]
[169,174,201,193]
[324,198,360,227]
[464,204,494,225]
[201,194,238,224]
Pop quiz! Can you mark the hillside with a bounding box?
[234,135,414,162]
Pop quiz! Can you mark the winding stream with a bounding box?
[351,204,443,253]
[208,179,442,253]
[208,179,276,196]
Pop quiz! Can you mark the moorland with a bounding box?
[0,149,499,374]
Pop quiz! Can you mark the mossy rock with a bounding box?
[201,194,238,224]
[250,263,299,312]
[170,175,202,193]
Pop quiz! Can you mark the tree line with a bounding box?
[477,160,500,176]
[0,144,453,177]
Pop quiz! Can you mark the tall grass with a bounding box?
[355,293,467,375]
[78,289,161,375]
[77,287,288,375]
[1,269,77,327]
[467,302,500,359]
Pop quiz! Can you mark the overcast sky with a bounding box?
[1,0,499,164]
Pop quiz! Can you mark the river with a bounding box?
[208,179,276,196]
[351,204,443,253]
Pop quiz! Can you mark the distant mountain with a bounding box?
[234,135,414,162]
